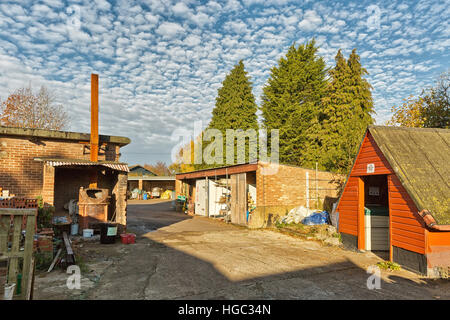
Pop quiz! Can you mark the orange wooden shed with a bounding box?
[336,126,450,277]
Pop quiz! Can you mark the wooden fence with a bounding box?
[0,207,37,300]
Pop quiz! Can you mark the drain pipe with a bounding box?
[418,209,450,231]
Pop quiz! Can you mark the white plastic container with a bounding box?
[4,283,16,300]
[71,223,79,235]
[83,228,94,238]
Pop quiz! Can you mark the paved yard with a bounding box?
[34,200,449,300]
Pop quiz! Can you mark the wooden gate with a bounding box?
[230,173,247,226]
[0,207,37,300]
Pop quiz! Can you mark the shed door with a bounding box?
[208,180,229,217]
[195,179,207,216]
[230,173,247,225]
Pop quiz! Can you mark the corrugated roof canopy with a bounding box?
[369,126,450,225]
[34,158,129,172]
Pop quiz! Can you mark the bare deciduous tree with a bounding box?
[1,85,69,130]
[144,161,173,176]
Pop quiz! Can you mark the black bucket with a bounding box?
[100,222,118,244]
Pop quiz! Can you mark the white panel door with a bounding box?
[208,180,229,217]
[195,179,207,216]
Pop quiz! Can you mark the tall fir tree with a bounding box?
[199,60,258,168]
[314,49,374,173]
[260,39,327,166]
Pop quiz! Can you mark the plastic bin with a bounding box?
[120,233,136,244]
[127,233,136,244]
[83,229,94,238]
[120,233,129,244]
[100,222,117,244]
[71,223,79,235]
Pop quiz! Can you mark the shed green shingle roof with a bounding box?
[369,126,450,225]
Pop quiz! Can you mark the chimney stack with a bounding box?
[90,73,99,162]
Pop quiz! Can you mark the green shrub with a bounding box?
[376,261,401,271]
[36,196,54,229]
[34,252,53,270]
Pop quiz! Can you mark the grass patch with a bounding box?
[376,261,401,271]
[275,222,319,235]
[74,255,90,274]
[332,232,341,241]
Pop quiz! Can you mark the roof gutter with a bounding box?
[418,210,450,231]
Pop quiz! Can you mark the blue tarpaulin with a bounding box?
[301,211,329,225]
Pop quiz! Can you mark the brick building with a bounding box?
[0,126,130,228]
[176,162,343,228]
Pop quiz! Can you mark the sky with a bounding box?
[0,0,449,166]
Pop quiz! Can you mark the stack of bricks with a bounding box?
[33,228,54,254]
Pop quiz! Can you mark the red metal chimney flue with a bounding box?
[90,73,99,162]
[89,74,99,189]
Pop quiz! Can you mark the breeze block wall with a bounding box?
[250,162,344,228]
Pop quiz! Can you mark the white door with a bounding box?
[195,179,207,216]
[208,180,229,217]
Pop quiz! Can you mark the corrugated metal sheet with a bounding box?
[369,126,450,225]
[45,160,129,172]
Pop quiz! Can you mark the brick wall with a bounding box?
[53,167,116,212]
[256,162,343,208]
[114,173,128,230]
[0,136,120,200]
[250,162,344,228]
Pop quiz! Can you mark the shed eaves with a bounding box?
[369,126,450,225]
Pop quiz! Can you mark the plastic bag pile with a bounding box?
[279,205,329,225]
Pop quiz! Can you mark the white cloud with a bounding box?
[0,0,447,165]
[184,34,201,46]
[298,10,322,31]
[172,2,192,16]
[156,21,185,38]
[225,20,248,34]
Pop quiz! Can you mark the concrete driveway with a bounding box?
[82,200,448,300]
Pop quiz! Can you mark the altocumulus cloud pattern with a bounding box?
[0,0,448,164]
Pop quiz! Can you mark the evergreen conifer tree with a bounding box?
[315,49,374,173]
[260,40,327,166]
[200,60,258,168]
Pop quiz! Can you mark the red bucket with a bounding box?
[127,233,136,244]
[120,233,129,244]
[120,233,136,244]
